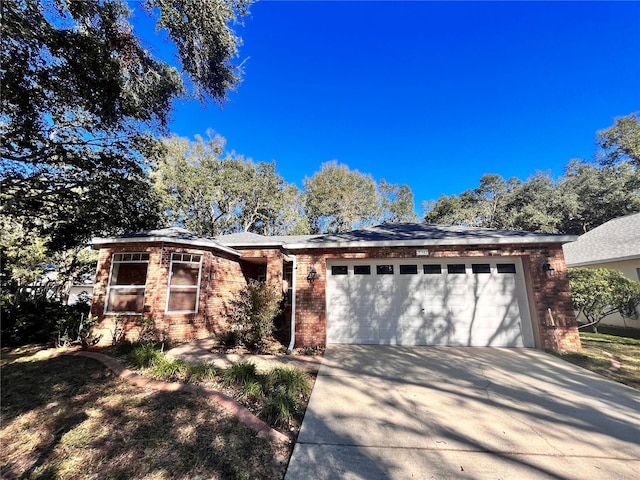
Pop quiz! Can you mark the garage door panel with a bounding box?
[326,258,533,347]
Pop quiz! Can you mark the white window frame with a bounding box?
[105,252,150,315]
[165,253,203,314]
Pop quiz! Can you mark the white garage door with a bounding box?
[326,258,534,347]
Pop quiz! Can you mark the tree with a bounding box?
[597,113,640,169]
[378,180,417,224]
[568,268,640,333]
[153,135,303,236]
[303,161,416,234]
[1,0,249,250]
[557,160,640,234]
[423,115,640,234]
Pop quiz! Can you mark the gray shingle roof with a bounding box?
[283,223,576,248]
[92,227,240,256]
[563,213,640,267]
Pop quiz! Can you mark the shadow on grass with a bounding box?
[1,355,284,480]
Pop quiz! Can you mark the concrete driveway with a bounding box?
[286,346,640,479]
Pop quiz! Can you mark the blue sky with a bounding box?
[134,1,640,215]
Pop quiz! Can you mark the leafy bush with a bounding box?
[0,291,93,347]
[126,345,164,369]
[265,366,311,398]
[261,391,298,428]
[189,363,218,383]
[240,380,265,401]
[217,330,240,348]
[224,360,258,386]
[569,268,640,332]
[225,280,282,352]
[151,358,191,382]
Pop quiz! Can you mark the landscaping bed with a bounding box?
[1,346,286,480]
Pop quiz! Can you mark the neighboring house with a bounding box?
[90,223,581,352]
[563,212,640,329]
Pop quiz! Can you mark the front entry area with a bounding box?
[325,257,534,347]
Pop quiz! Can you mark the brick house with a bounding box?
[90,223,581,352]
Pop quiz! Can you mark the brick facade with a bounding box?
[91,242,247,345]
[290,244,580,352]
[91,240,580,352]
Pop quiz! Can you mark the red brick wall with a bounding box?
[91,243,247,345]
[291,244,580,352]
[90,241,580,352]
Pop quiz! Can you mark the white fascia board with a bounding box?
[91,236,241,257]
[284,235,578,250]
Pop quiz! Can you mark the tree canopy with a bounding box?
[153,135,305,236]
[303,161,416,234]
[0,0,249,250]
[568,268,640,333]
[424,114,640,235]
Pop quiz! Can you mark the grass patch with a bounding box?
[557,332,640,390]
[1,351,282,479]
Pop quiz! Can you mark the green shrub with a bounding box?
[240,380,265,401]
[127,345,164,369]
[265,366,311,398]
[217,330,240,348]
[261,391,297,428]
[0,294,91,346]
[151,358,191,382]
[225,280,282,352]
[224,360,258,386]
[188,363,218,383]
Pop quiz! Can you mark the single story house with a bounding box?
[90,223,581,352]
[563,212,640,328]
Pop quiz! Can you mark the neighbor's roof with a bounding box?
[282,223,577,249]
[563,213,640,267]
[91,227,241,257]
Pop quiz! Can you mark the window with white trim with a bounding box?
[106,253,149,314]
[166,253,202,313]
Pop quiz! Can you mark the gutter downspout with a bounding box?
[285,254,297,354]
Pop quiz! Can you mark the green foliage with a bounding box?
[260,391,297,428]
[0,292,91,346]
[217,330,241,348]
[189,363,219,383]
[568,268,640,332]
[151,358,191,382]
[423,115,640,234]
[597,112,640,168]
[153,135,305,236]
[226,280,282,351]
[1,0,249,250]
[303,161,416,234]
[224,360,258,386]
[265,366,311,398]
[126,344,164,369]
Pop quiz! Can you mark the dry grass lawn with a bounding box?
[558,332,640,390]
[0,347,285,480]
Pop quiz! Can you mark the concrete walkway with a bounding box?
[286,346,640,480]
[165,338,323,374]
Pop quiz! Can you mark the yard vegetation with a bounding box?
[0,344,314,480]
[557,331,640,390]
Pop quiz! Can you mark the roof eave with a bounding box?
[91,236,241,257]
[284,235,578,250]
[566,253,640,268]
